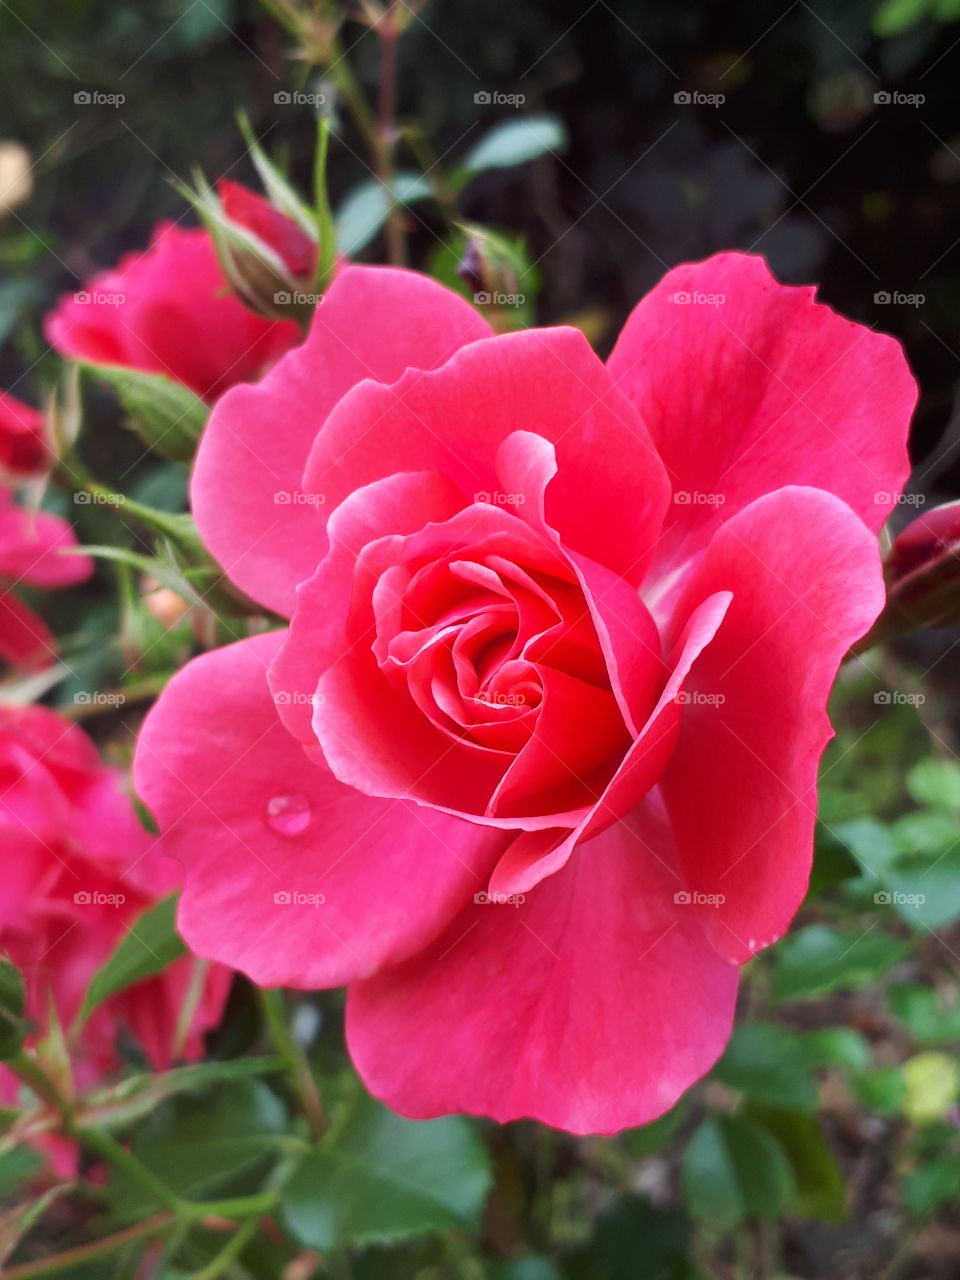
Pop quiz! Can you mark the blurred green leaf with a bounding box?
[80,1056,284,1132]
[889,983,960,1043]
[563,1195,691,1280]
[111,1079,287,1216]
[0,958,25,1061]
[0,1183,72,1268]
[78,893,185,1023]
[713,1024,818,1109]
[747,1106,846,1223]
[78,362,208,461]
[906,758,960,811]
[903,1157,960,1215]
[282,1095,491,1249]
[459,115,567,178]
[852,1065,906,1113]
[681,1115,794,1228]
[771,924,907,1003]
[335,174,434,255]
[901,1052,959,1124]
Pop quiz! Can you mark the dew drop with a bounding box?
[265,792,313,837]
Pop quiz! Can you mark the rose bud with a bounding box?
[882,499,960,633]
[210,179,320,323]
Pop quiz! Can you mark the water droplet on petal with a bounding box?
[265,793,312,837]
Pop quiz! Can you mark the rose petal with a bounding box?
[135,630,508,987]
[347,796,738,1135]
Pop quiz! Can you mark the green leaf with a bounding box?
[79,361,208,460]
[746,1106,846,1223]
[621,1100,687,1157]
[111,1079,287,1216]
[80,1056,284,1131]
[495,1260,564,1280]
[0,958,25,1061]
[78,894,186,1023]
[832,818,899,880]
[282,1094,491,1249]
[903,1158,960,1215]
[460,115,567,177]
[872,0,929,35]
[852,1065,906,1113]
[712,1023,818,1109]
[907,757,960,810]
[680,1115,794,1228]
[771,924,907,1003]
[889,983,960,1043]
[335,174,434,255]
[563,1195,691,1280]
[901,1052,959,1124]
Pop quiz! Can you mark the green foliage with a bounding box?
[282,1094,492,1249]
[78,893,186,1023]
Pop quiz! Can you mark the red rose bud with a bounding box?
[881,499,960,632]
[213,179,320,322]
[0,391,49,478]
[218,179,316,281]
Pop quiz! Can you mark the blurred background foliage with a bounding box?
[3,1,960,1277]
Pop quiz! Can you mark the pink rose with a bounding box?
[0,705,231,1091]
[135,254,916,1133]
[0,487,92,670]
[0,391,48,479]
[44,201,304,402]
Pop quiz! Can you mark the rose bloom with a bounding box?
[0,486,91,670]
[0,391,48,479]
[136,254,915,1133]
[0,705,231,1105]
[44,183,309,402]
